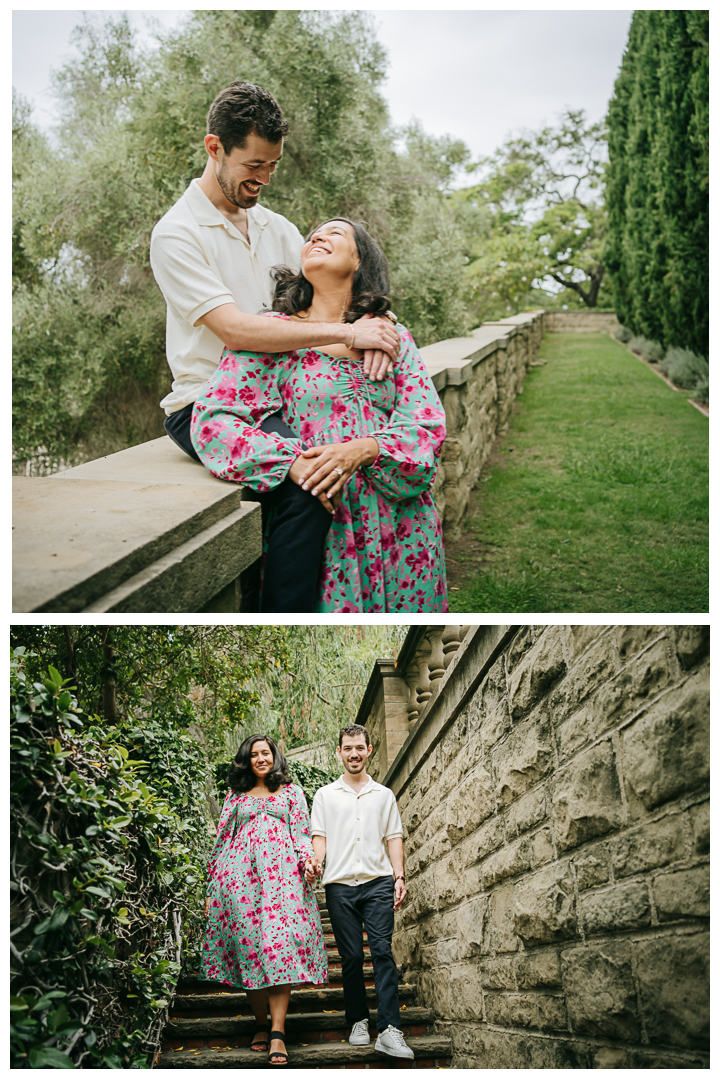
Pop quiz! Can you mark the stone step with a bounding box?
[157,1033,451,1069]
[171,983,417,1017]
[163,1006,432,1045]
[327,948,371,964]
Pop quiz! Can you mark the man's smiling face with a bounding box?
[339,734,372,774]
[214,131,283,209]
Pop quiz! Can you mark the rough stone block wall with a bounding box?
[392,625,709,1068]
[544,310,619,332]
[432,317,541,539]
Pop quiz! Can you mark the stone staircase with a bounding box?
[156,891,451,1069]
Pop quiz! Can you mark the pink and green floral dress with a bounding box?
[190,314,449,612]
[201,784,327,990]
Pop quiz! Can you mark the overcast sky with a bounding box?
[13,6,633,162]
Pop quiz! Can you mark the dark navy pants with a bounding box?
[164,404,332,613]
[325,876,401,1034]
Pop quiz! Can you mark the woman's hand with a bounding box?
[287,456,338,513]
[203,897,210,917]
[296,438,379,502]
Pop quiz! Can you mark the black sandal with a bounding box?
[250,1023,270,1052]
[268,1030,288,1066]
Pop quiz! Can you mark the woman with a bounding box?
[201,734,327,1066]
[191,217,449,613]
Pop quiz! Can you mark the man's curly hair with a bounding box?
[207,81,289,153]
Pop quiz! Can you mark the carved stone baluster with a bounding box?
[405,658,421,725]
[415,636,433,711]
[459,625,470,642]
[427,628,445,700]
[442,626,462,669]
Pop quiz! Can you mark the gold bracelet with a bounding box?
[349,326,355,350]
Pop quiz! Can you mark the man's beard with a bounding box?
[217,163,257,208]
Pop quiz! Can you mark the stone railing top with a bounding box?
[12,436,261,613]
[419,311,543,390]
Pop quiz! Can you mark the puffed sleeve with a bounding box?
[190,314,301,491]
[286,784,315,867]
[206,791,240,895]
[364,325,446,500]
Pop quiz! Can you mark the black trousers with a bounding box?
[164,404,332,613]
[325,876,401,1034]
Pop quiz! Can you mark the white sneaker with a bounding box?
[349,1019,370,1045]
[375,1025,414,1059]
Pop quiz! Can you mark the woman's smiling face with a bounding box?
[249,740,274,779]
[301,220,360,280]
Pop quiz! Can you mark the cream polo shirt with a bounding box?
[310,776,404,888]
[150,178,304,414]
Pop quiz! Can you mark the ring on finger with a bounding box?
[333,467,344,477]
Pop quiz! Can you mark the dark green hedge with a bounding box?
[10,650,214,1068]
[604,11,709,358]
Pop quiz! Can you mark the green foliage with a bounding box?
[627,336,665,363]
[660,347,709,401]
[12,11,474,473]
[287,761,338,809]
[10,648,214,1068]
[448,333,708,614]
[457,110,610,320]
[242,626,409,769]
[604,11,709,358]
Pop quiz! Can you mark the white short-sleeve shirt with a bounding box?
[150,178,304,414]
[311,776,404,887]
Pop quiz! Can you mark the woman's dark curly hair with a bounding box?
[271,218,391,324]
[227,733,292,793]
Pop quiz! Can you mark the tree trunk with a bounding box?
[101,628,120,724]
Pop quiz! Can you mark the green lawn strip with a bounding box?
[447,332,708,614]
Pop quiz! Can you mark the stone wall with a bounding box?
[422,313,545,541]
[371,625,709,1069]
[543,310,619,332]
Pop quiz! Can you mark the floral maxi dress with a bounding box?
[201,784,327,989]
[191,315,449,612]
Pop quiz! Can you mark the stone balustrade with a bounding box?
[360,623,710,1069]
[358,624,474,780]
[12,308,616,612]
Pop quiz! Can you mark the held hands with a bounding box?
[304,857,322,884]
[393,877,407,911]
[289,438,379,509]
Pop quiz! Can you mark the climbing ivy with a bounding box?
[10,648,214,1068]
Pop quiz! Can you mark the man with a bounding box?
[307,724,414,1060]
[149,81,399,611]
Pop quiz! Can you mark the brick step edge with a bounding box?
[157,1033,452,1069]
[164,1006,433,1041]
[171,981,416,1013]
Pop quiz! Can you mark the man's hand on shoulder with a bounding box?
[349,314,399,381]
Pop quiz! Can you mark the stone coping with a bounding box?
[12,437,262,613]
[420,311,545,390]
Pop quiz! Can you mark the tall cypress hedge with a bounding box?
[604,11,709,358]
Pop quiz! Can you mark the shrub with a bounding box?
[628,336,665,362]
[10,649,213,1068]
[614,325,632,342]
[692,375,709,405]
[660,346,709,390]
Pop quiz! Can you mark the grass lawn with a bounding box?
[446,332,708,614]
